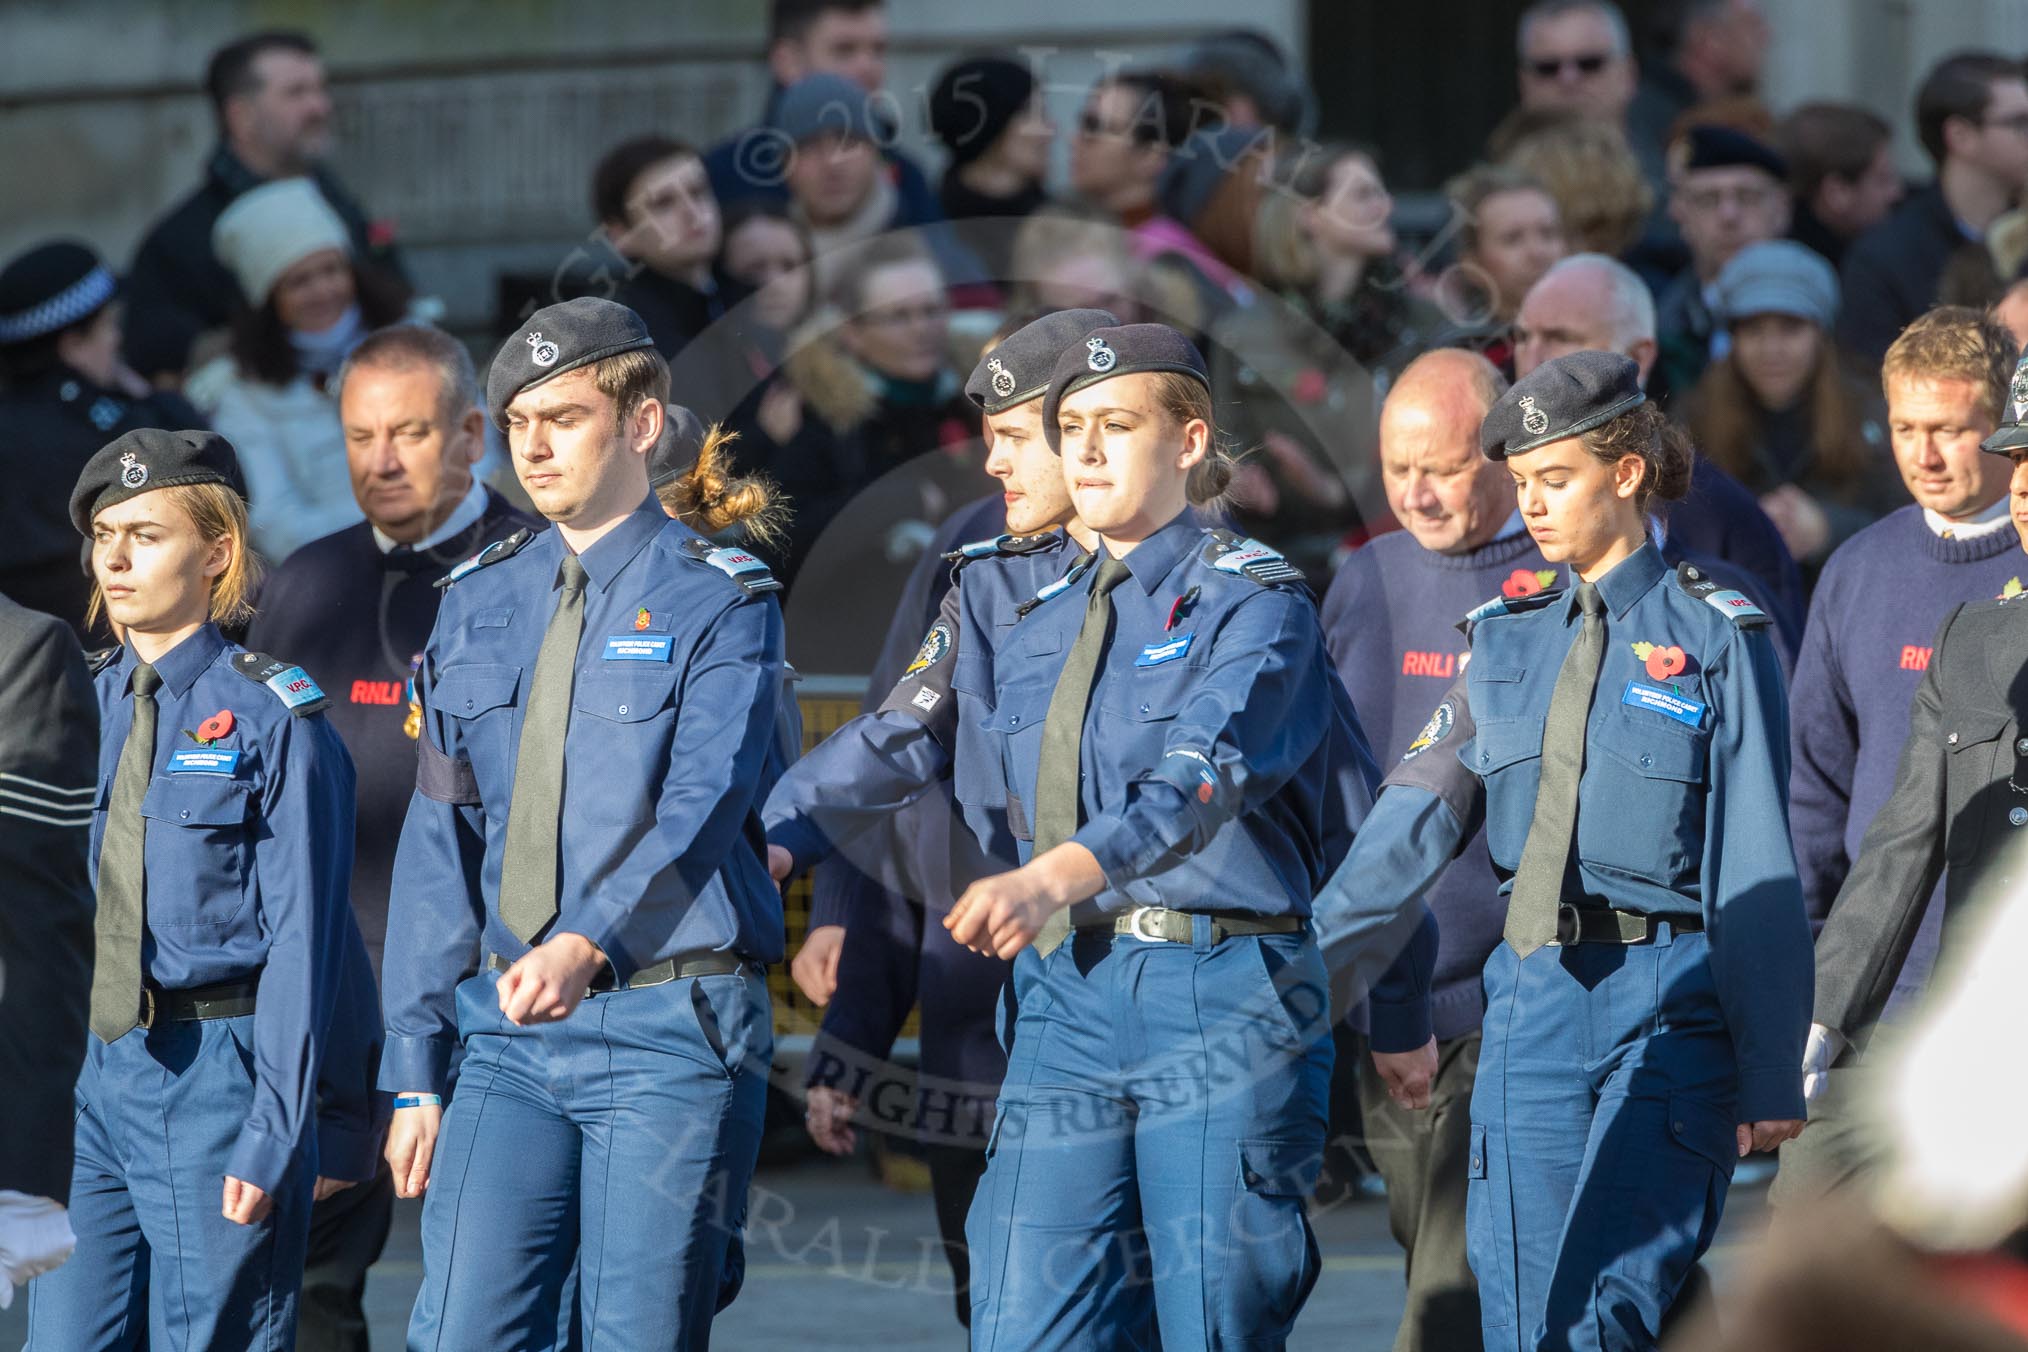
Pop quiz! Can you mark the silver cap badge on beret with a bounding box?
[1086,336,1116,373]
[119,452,147,488]
[2012,368,2028,424]
[988,357,1015,399]
[1519,395,1549,437]
[527,331,560,368]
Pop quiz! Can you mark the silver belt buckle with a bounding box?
[1129,906,1170,943]
[139,988,157,1030]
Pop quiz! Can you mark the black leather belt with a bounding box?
[485,950,747,997]
[1549,904,1703,946]
[1081,906,1306,945]
[142,976,259,1028]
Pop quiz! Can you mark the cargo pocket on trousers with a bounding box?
[1466,1123,1515,1329]
[1218,1138,1324,1341]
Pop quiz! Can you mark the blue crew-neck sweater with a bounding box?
[1790,504,2025,1014]
[1320,526,1556,1041]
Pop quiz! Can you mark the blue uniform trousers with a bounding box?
[967,924,1333,1351]
[404,967,771,1351]
[28,1015,314,1351]
[1468,928,1736,1352]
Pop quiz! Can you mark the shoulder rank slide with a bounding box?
[1201,530,1304,586]
[681,538,782,596]
[942,532,1060,568]
[1675,562,1768,628]
[435,527,535,589]
[231,651,330,716]
[1017,553,1095,616]
[1457,587,1564,637]
[85,645,121,675]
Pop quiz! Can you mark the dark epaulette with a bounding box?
[434,527,535,589]
[1200,529,1304,586]
[942,532,1060,571]
[1674,562,1769,628]
[679,537,782,597]
[1016,552,1096,617]
[85,645,120,675]
[1455,587,1564,638]
[230,651,331,717]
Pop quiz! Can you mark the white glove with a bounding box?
[1802,1022,1848,1103]
[0,1192,76,1309]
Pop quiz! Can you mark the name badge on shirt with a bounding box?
[1136,633,1193,666]
[1622,680,1706,728]
[604,634,673,662]
[167,748,241,775]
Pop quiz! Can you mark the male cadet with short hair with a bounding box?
[379,297,786,1347]
[1777,306,2025,1205]
[1317,347,1541,1352]
[764,310,1114,1328]
[243,320,535,1351]
[1786,340,2028,1202]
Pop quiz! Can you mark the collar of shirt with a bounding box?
[1561,542,1666,623]
[555,496,668,593]
[1924,498,2012,539]
[1112,511,1201,595]
[374,480,491,555]
[117,622,226,699]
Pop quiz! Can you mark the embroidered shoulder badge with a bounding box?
[904,622,953,676]
[435,528,535,589]
[1402,700,1456,760]
[680,538,782,596]
[230,651,330,717]
[1674,562,1768,628]
[1201,530,1304,586]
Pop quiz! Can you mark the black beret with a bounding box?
[966,308,1118,417]
[929,57,1036,167]
[1041,323,1209,451]
[1984,344,2028,455]
[649,403,709,488]
[0,240,117,346]
[1480,351,1645,461]
[487,297,656,430]
[70,429,245,535]
[1671,124,1788,182]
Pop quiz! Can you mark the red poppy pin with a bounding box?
[1502,568,1558,599]
[1290,368,1328,405]
[185,709,234,747]
[1631,642,1690,681]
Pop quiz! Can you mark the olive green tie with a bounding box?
[500,553,587,943]
[1030,555,1134,956]
[91,662,159,1042]
[1505,582,1605,958]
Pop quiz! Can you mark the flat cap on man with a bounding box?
[1480,350,1645,461]
[773,73,878,146]
[965,307,1119,417]
[1041,323,1209,451]
[648,403,709,488]
[70,429,245,535]
[1984,344,2028,456]
[486,297,656,430]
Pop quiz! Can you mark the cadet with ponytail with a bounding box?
[30,428,368,1349]
[1310,351,1812,1350]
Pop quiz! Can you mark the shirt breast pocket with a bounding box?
[139,775,255,929]
[432,663,521,778]
[979,682,1054,841]
[1472,716,1543,870]
[1944,712,2009,867]
[1583,713,1709,885]
[570,666,682,825]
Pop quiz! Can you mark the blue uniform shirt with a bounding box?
[973,512,1379,917]
[91,623,360,1194]
[765,530,1072,879]
[1320,543,1813,1121]
[380,501,786,1095]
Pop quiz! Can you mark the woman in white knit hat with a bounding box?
[186,177,416,563]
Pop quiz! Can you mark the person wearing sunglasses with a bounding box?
[1514,0,1637,127]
